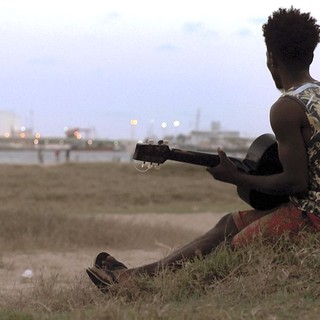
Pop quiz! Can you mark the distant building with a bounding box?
[0,110,21,137]
[187,121,253,154]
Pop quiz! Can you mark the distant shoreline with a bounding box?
[0,149,132,165]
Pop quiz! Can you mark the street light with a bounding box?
[130,119,138,142]
[173,120,181,128]
[161,122,167,138]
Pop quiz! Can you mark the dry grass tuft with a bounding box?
[0,162,246,215]
[0,207,200,252]
[0,162,243,252]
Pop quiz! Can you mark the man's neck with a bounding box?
[281,69,315,91]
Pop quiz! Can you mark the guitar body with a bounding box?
[237,134,289,210]
[133,134,290,210]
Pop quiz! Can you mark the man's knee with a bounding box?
[213,213,238,237]
[200,213,238,242]
[195,213,238,255]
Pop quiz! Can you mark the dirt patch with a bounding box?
[0,212,225,294]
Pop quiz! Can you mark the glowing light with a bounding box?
[161,122,167,128]
[34,139,39,145]
[87,139,93,145]
[173,120,181,127]
[130,119,138,126]
[35,132,41,139]
[20,132,26,138]
[4,132,10,138]
[73,130,82,139]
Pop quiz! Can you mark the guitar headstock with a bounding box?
[133,140,171,169]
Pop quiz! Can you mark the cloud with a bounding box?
[248,17,266,25]
[101,11,120,24]
[182,22,204,34]
[236,28,253,37]
[182,21,219,38]
[106,11,120,20]
[157,44,178,51]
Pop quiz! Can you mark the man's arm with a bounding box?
[207,97,309,195]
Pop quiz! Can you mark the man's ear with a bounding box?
[267,51,277,68]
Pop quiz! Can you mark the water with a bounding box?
[0,149,132,164]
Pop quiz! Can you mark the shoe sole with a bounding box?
[86,268,110,294]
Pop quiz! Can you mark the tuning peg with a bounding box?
[157,140,169,145]
[147,163,161,170]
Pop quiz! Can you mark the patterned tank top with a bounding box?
[281,82,320,216]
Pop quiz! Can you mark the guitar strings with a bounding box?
[133,161,151,172]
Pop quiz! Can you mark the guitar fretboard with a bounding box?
[168,149,250,172]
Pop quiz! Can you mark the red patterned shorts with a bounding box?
[231,202,320,247]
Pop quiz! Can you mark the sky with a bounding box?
[0,0,320,140]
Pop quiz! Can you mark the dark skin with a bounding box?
[88,50,313,285]
[210,51,311,195]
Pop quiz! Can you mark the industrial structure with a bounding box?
[0,110,253,155]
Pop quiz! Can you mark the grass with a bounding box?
[2,235,320,319]
[0,162,319,319]
[0,162,244,252]
[0,162,246,215]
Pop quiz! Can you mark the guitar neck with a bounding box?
[168,148,250,171]
[167,148,222,167]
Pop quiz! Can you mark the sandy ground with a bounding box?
[0,212,225,295]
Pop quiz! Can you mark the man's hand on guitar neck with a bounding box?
[206,147,242,185]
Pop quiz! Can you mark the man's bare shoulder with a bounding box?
[270,96,308,134]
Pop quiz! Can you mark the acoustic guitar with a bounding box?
[133,133,289,210]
